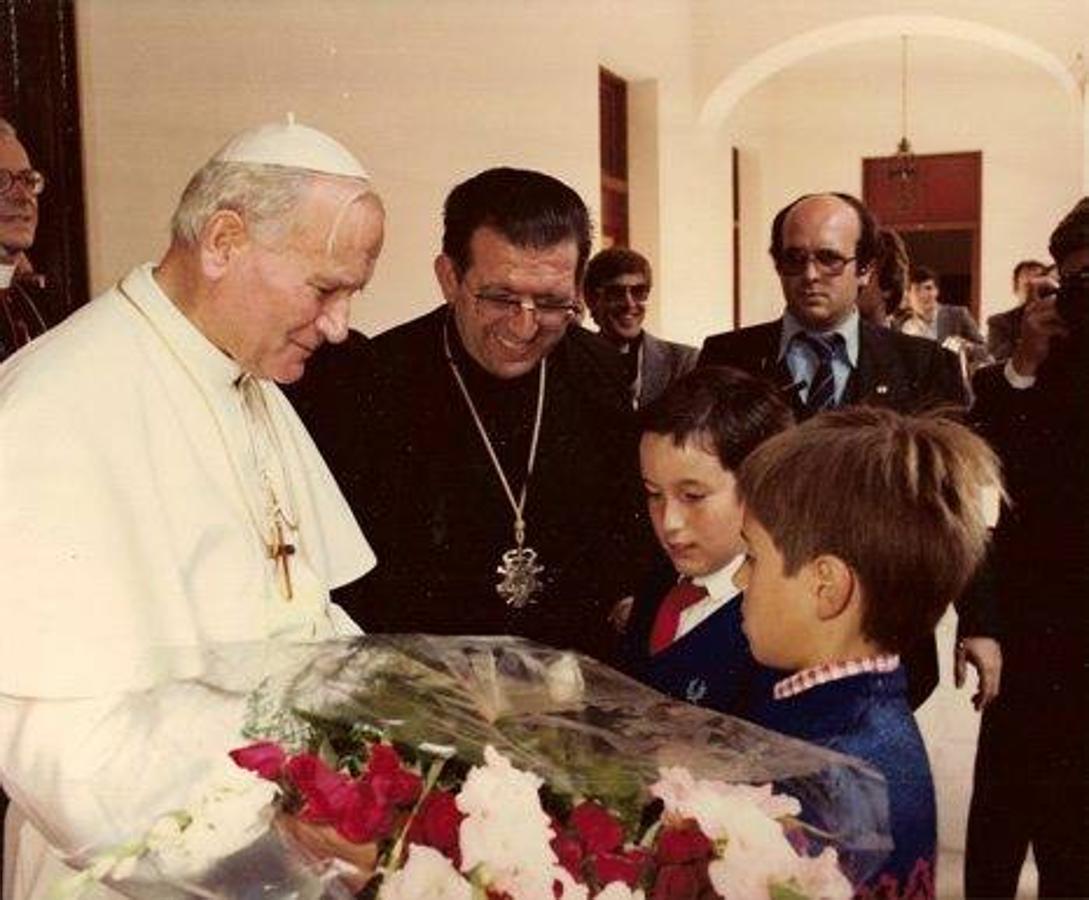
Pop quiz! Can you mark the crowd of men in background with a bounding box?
[1,114,1085,897]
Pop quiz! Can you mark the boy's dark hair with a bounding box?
[442,167,592,283]
[639,366,795,471]
[909,264,938,286]
[737,407,1001,653]
[584,247,652,296]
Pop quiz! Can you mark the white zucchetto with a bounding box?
[213,113,370,181]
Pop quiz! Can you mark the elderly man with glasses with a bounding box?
[698,191,969,711]
[585,246,697,409]
[0,118,60,362]
[291,167,653,664]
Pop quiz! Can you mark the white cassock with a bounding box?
[0,264,376,898]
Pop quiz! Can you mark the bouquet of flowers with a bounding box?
[68,636,890,900]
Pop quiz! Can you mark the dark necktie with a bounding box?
[799,332,844,415]
[648,580,709,654]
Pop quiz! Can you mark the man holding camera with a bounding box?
[964,198,1089,898]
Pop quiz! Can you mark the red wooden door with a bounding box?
[863,151,982,318]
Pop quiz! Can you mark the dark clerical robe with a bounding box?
[288,306,655,663]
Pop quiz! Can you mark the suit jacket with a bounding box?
[698,317,967,419]
[985,305,1024,364]
[697,316,968,708]
[639,332,698,407]
[588,330,698,408]
[967,356,1089,693]
[621,561,772,716]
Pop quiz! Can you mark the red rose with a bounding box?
[285,754,356,821]
[407,790,465,865]
[229,742,286,781]
[590,847,650,887]
[550,831,584,879]
[286,753,392,843]
[363,743,423,808]
[335,779,394,843]
[569,801,624,854]
[656,826,714,864]
[653,863,706,900]
[365,743,403,773]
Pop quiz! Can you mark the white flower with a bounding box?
[456,746,574,899]
[652,768,845,900]
[594,883,645,900]
[380,845,471,900]
[148,765,277,878]
[705,805,800,899]
[545,653,585,704]
[651,768,800,841]
[785,846,853,900]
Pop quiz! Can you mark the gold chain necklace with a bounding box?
[443,317,545,608]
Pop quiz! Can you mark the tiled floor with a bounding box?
[916,610,1038,899]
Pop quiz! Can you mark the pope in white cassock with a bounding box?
[0,120,384,898]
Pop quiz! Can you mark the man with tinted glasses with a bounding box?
[698,192,967,709]
[0,118,62,362]
[292,167,652,662]
[585,247,697,408]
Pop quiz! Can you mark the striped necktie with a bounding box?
[799,332,844,415]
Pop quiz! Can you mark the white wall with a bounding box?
[74,1,1085,346]
[723,35,1082,328]
[75,0,718,339]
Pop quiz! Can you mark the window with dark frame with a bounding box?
[599,67,629,249]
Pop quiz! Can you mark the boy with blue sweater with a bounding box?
[735,407,1000,896]
[623,366,793,714]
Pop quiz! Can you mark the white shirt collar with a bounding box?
[675,555,745,641]
[692,554,745,599]
[0,263,15,289]
[779,307,861,367]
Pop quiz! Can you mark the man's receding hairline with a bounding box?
[782,193,862,242]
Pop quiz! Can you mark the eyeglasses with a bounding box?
[0,169,46,196]
[599,283,651,305]
[775,248,856,277]
[472,290,580,326]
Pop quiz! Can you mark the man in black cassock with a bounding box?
[289,167,652,663]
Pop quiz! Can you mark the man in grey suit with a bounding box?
[585,247,697,408]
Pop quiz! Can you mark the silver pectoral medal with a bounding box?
[497,544,544,608]
[496,519,543,608]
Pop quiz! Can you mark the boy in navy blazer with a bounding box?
[623,366,793,714]
[735,407,1000,896]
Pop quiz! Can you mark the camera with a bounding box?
[1055,267,1089,331]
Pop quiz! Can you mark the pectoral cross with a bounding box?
[268,520,296,600]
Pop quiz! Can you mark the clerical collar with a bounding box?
[778,308,860,367]
[130,263,243,388]
[443,311,543,396]
[0,263,14,290]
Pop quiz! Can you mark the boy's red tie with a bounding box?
[648,580,709,653]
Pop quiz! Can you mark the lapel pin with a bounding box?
[876,384,889,395]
